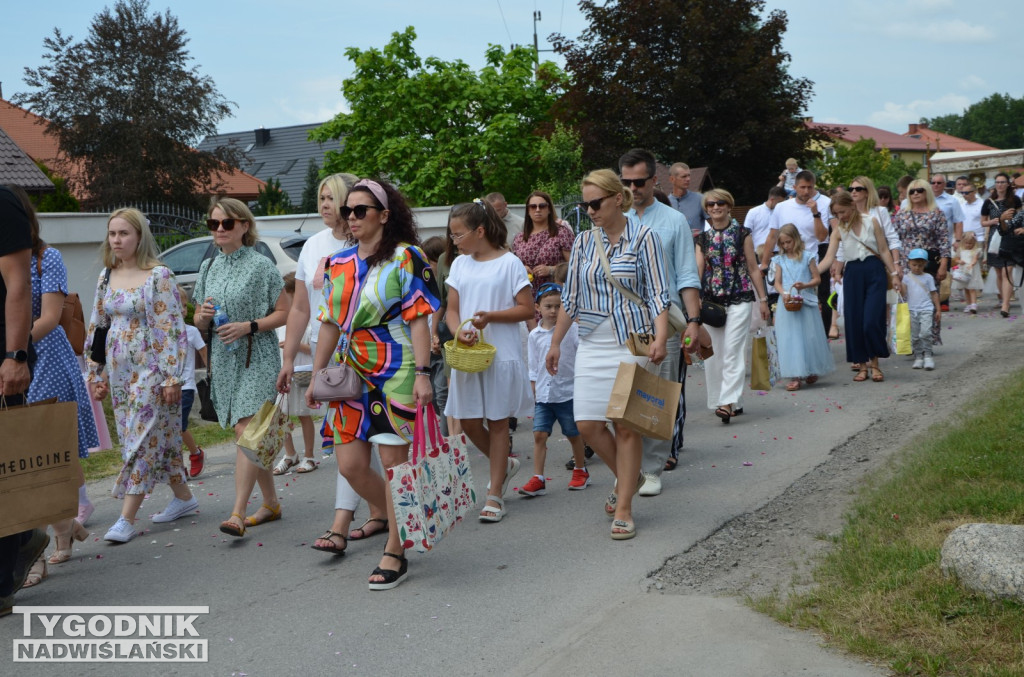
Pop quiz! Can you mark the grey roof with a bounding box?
[197,123,336,204]
[0,127,53,192]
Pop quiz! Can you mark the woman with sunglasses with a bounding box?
[696,189,770,423]
[982,172,1022,317]
[307,179,439,590]
[546,169,672,540]
[85,208,196,543]
[511,191,574,328]
[892,179,952,292]
[193,198,289,538]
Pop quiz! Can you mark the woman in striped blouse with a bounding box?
[545,169,671,541]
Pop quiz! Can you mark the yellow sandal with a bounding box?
[219,512,246,538]
[243,503,282,527]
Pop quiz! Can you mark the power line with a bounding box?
[495,0,514,47]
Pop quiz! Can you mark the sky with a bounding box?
[1,0,1017,141]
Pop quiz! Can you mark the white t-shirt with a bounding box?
[182,325,206,392]
[445,251,531,364]
[276,324,312,372]
[527,322,578,404]
[904,272,937,313]
[744,202,774,249]
[295,228,350,343]
[769,193,832,250]
[960,198,984,240]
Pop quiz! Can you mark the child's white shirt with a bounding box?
[182,325,206,392]
[905,272,937,313]
[528,323,578,404]
[276,325,313,372]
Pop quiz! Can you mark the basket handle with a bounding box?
[455,318,484,346]
[788,285,801,297]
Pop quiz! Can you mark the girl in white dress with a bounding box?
[444,200,534,523]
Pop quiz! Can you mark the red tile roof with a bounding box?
[806,120,932,152]
[903,123,998,152]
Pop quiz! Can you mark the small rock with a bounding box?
[941,523,1024,604]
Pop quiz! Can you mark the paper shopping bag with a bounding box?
[238,394,291,470]
[750,327,780,391]
[390,406,475,553]
[894,301,912,355]
[0,399,80,538]
[605,361,681,441]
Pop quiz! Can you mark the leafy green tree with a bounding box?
[311,27,566,206]
[15,0,235,208]
[550,0,827,203]
[252,178,292,216]
[814,138,922,191]
[30,162,80,212]
[299,158,321,214]
[921,93,1024,149]
[535,122,584,204]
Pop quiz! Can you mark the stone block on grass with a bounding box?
[941,523,1024,604]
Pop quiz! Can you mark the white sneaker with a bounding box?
[103,517,137,543]
[923,356,935,371]
[152,496,199,523]
[912,357,924,369]
[638,472,662,497]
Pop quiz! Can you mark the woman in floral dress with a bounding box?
[892,179,951,341]
[511,190,574,328]
[86,208,196,544]
[307,179,439,590]
[695,189,770,423]
[193,198,288,538]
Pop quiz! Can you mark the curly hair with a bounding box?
[349,179,420,269]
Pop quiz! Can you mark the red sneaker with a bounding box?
[568,466,590,490]
[518,475,546,497]
[189,448,205,479]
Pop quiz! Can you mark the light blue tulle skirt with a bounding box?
[774,302,836,379]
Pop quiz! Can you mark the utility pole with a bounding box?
[532,11,555,66]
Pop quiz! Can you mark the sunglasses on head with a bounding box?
[339,204,383,220]
[705,200,730,208]
[207,218,244,231]
[527,202,549,210]
[909,187,926,195]
[849,186,867,192]
[578,194,614,212]
[620,176,653,188]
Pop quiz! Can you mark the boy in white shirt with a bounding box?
[899,249,941,371]
[520,284,588,495]
[180,287,208,478]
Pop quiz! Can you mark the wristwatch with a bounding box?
[685,315,703,326]
[811,212,821,219]
[249,321,259,336]
[4,349,28,363]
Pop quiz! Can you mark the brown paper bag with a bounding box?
[605,362,682,440]
[0,400,80,538]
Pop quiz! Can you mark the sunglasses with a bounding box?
[959,190,975,195]
[908,188,926,195]
[527,203,549,210]
[930,180,945,185]
[578,194,614,212]
[705,200,730,208]
[339,204,383,220]
[849,186,867,192]
[207,218,244,231]
[620,176,653,188]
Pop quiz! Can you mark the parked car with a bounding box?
[161,230,312,301]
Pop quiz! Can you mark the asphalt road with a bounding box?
[4,302,1020,677]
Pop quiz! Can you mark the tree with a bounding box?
[550,0,828,203]
[921,93,1024,149]
[535,122,584,204]
[311,27,566,206]
[15,0,235,208]
[298,158,321,214]
[252,178,292,216]
[30,162,80,212]
[813,139,923,192]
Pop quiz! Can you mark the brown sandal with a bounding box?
[785,379,801,391]
[871,366,884,382]
[311,530,347,555]
[853,368,869,382]
[349,517,388,540]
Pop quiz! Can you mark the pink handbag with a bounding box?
[310,365,362,402]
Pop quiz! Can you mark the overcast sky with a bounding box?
[2,0,1015,141]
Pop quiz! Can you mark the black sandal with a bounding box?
[663,457,678,472]
[311,531,347,555]
[368,551,408,591]
[349,517,388,541]
[715,406,732,424]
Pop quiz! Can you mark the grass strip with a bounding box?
[754,367,1024,676]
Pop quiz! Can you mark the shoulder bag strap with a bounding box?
[198,259,214,382]
[593,230,644,308]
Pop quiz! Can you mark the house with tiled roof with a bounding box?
[903,123,997,153]
[0,98,264,203]
[805,119,931,175]
[197,124,335,204]
[0,127,53,193]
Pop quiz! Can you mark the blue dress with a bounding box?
[28,248,99,458]
[771,250,835,379]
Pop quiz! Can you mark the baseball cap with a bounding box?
[908,248,929,261]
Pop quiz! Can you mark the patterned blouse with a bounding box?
[697,219,756,306]
[892,208,951,275]
[511,223,574,293]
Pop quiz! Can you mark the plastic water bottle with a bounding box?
[684,336,704,369]
[212,304,237,352]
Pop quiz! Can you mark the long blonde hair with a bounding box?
[777,223,805,259]
[581,169,633,212]
[101,208,163,269]
[851,175,880,210]
[829,192,863,233]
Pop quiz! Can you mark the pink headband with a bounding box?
[354,179,389,211]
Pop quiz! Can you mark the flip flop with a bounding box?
[349,517,388,541]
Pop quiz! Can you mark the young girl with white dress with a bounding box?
[444,199,534,523]
[772,223,835,391]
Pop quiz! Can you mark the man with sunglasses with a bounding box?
[957,180,984,245]
[619,149,701,493]
[485,192,524,240]
[667,162,708,237]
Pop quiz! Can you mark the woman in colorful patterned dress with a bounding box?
[85,208,195,544]
[695,189,770,423]
[193,198,289,538]
[307,179,440,590]
[511,190,574,328]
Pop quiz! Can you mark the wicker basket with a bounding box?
[783,287,804,312]
[443,319,496,373]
